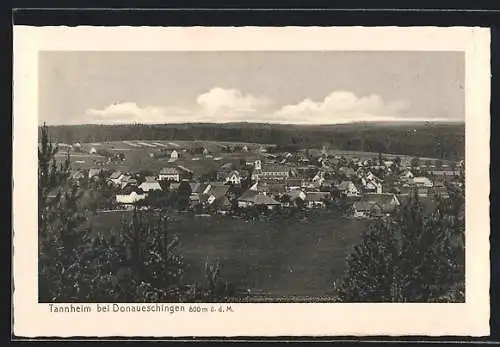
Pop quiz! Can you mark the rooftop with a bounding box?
[210,185,230,198]
[357,193,400,212]
[338,181,355,189]
[160,167,179,175]
[261,165,291,173]
[305,192,330,202]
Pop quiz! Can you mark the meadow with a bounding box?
[55,139,263,176]
[87,209,371,298]
[55,139,454,177]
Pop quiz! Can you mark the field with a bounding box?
[88,210,371,297]
[307,148,456,166]
[55,139,454,176]
[55,140,264,176]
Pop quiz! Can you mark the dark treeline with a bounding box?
[43,122,465,160]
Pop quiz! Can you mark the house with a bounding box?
[108,171,125,185]
[249,181,269,194]
[174,165,194,181]
[356,167,367,178]
[159,167,180,182]
[143,176,157,182]
[216,163,235,181]
[263,153,278,160]
[432,179,452,193]
[242,145,249,152]
[237,190,281,209]
[412,176,434,188]
[432,185,450,199]
[351,193,400,218]
[71,170,86,181]
[397,157,410,168]
[190,182,212,196]
[286,178,305,190]
[55,143,71,151]
[224,170,242,185]
[284,189,307,204]
[364,180,383,194]
[139,180,162,192]
[253,164,291,181]
[360,171,383,194]
[400,169,414,180]
[365,171,382,183]
[72,142,82,152]
[398,186,430,198]
[203,184,231,206]
[268,184,286,199]
[170,150,179,161]
[339,167,356,178]
[304,192,330,208]
[427,170,461,178]
[115,187,147,205]
[351,201,381,218]
[189,183,211,204]
[311,170,325,186]
[319,180,335,192]
[119,176,137,189]
[47,185,82,201]
[338,181,361,197]
[88,168,102,180]
[89,147,97,154]
[212,195,232,214]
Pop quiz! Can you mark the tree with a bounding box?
[334,218,400,302]
[334,190,465,302]
[38,123,93,302]
[176,181,192,211]
[143,189,175,210]
[114,209,185,302]
[394,156,402,168]
[279,194,292,207]
[38,124,188,302]
[294,197,305,210]
[42,123,465,161]
[410,157,420,169]
[88,172,119,211]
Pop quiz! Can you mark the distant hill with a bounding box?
[41,121,465,160]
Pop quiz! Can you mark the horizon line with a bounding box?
[40,120,465,127]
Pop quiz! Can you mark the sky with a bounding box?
[38,51,465,125]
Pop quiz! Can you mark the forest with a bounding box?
[38,124,465,303]
[42,121,465,160]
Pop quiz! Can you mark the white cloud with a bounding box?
[269,91,411,124]
[84,102,190,124]
[196,87,271,115]
[83,88,447,125]
[83,87,272,124]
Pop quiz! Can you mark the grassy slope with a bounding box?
[88,210,370,296]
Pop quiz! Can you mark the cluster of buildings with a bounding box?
[73,148,463,219]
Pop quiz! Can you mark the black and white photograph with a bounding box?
[13,26,490,337]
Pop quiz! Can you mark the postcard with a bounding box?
[12,26,490,337]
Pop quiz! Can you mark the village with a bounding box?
[56,140,465,220]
